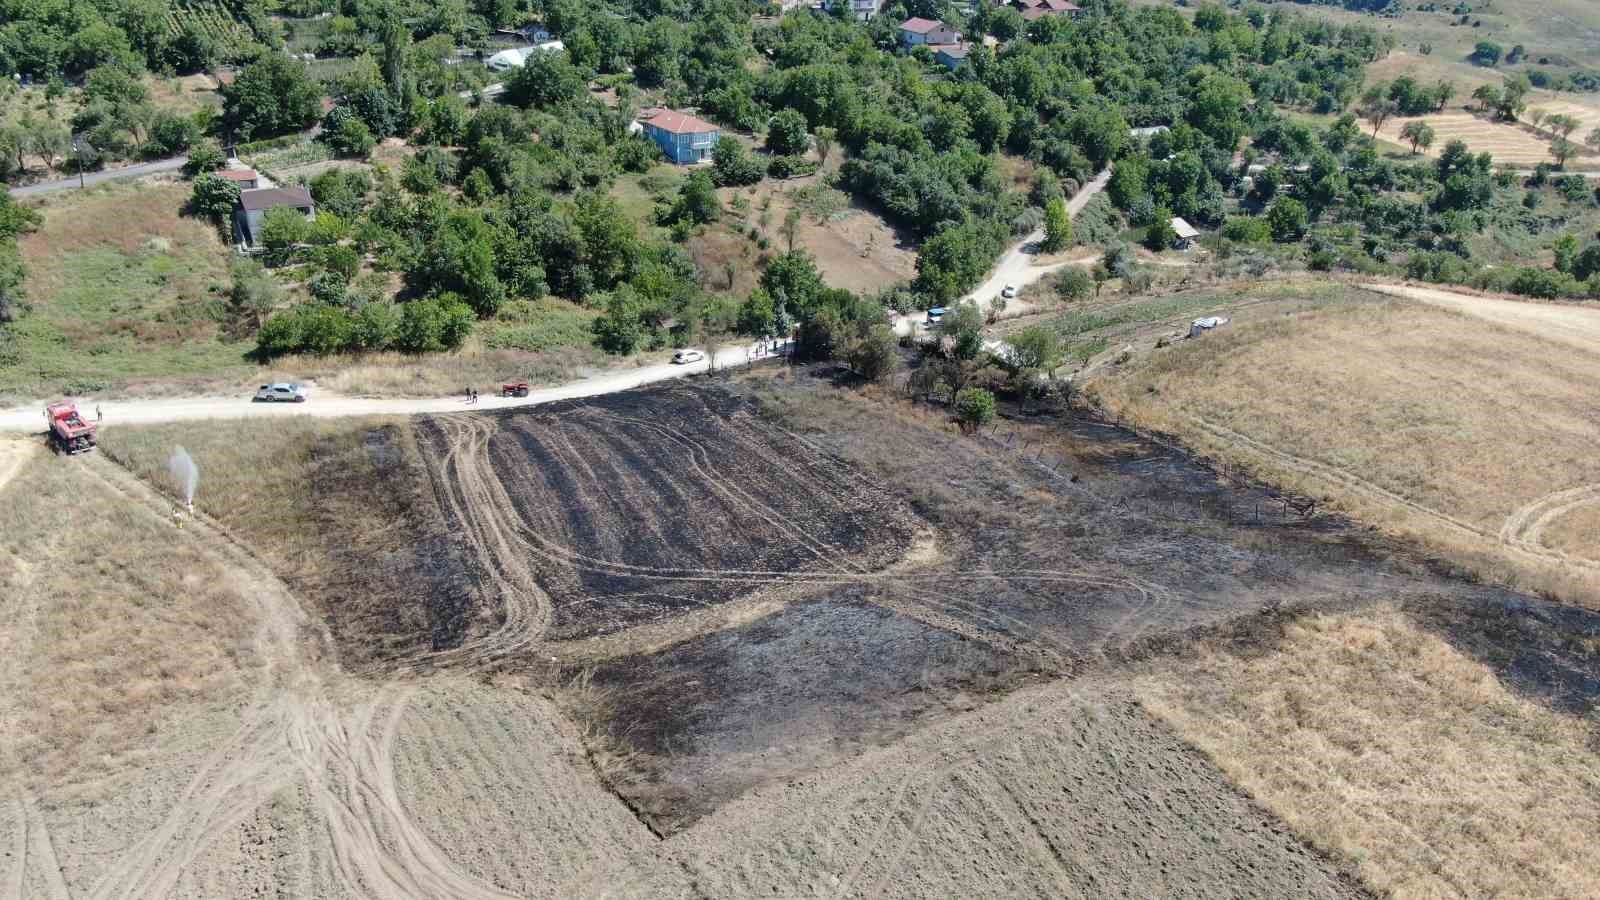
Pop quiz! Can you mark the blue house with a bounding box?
[634,108,720,164]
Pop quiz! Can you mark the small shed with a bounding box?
[1189,316,1229,338]
[1170,216,1200,250]
[214,168,261,190]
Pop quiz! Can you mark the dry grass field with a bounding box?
[1137,605,1600,899]
[1095,288,1600,603]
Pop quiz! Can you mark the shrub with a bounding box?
[1221,216,1270,243]
[954,387,996,431]
[1056,268,1093,302]
[712,139,764,186]
[1267,198,1308,242]
[766,155,818,179]
[846,324,898,381]
[188,174,240,224]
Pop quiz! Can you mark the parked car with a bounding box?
[253,383,308,403]
[672,348,706,364]
[1000,284,1018,299]
[926,307,946,324]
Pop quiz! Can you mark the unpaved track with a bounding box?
[1181,413,1600,573]
[61,456,517,899]
[1500,483,1600,560]
[1366,282,1600,354]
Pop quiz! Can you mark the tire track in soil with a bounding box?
[1183,414,1600,573]
[76,456,516,900]
[1499,483,1600,561]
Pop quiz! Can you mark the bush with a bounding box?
[320,107,376,158]
[766,108,810,156]
[712,139,764,186]
[766,155,818,180]
[845,324,898,381]
[1047,270,1087,304]
[1221,216,1270,243]
[1267,198,1308,242]
[954,387,996,431]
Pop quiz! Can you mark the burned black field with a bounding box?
[407,375,1553,834]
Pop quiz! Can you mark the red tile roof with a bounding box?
[899,17,942,32]
[638,108,718,135]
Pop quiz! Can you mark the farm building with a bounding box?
[234,187,315,249]
[1171,216,1200,250]
[932,43,973,70]
[633,108,720,164]
[485,41,566,71]
[214,168,261,190]
[899,17,961,46]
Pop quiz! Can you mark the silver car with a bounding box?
[253,382,308,403]
[672,349,706,364]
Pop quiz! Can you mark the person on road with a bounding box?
[95,404,102,423]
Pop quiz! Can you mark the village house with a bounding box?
[899,17,962,47]
[233,186,316,250]
[485,40,566,72]
[1013,0,1083,20]
[826,0,880,20]
[633,108,721,164]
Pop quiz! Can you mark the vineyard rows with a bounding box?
[164,0,255,54]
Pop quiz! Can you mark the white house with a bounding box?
[899,17,961,47]
[1171,216,1200,250]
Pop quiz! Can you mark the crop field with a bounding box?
[165,0,256,59]
[6,356,1599,895]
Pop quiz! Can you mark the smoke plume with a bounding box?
[168,446,199,507]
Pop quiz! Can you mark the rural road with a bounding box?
[0,341,788,433]
[895,166,1112,341]
[6,155,188,198]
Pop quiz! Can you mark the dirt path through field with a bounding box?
[62,456,519,899]
[1366,282,1600,354]
[1500,483,1600,560]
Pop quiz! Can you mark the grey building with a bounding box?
[234,187,316,249]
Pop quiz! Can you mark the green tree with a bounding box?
[505,49,586,109]
[1551,137,1579,168]
[712,138,763,187]
[221,54,322,141]
[954,387,996,431]
[229,259,282,331]
[574,192,638,291]
[845,324,898,381]
[937,301,985,361]
[663,170,721,226]
[1399,120,1435,155]
[592,286,649,353]
[1471,41,1503,67]
[1000,325,1059,376]
[1553,233,1580,274]
[813,126,836,167]
[321,108,376,158]
[766,108,810,157]
[1144,209,1177,251]
[187,173,240,224]
[182,140,226,177]
[1267,197,1308,242]
[1040,196,1071,253]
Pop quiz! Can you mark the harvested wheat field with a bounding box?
[1376,104,1600,169]
[1097,288,1600,602]
[6,367,1598,897]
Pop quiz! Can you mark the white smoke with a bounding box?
[168,446,199,508]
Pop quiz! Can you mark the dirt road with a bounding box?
[895,167,1112,341]
[0,341,787,435]
[6,156,189,198]
[1365,282,1600,354]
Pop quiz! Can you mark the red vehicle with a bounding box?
[44,401,97,454]
[501,381,530,398]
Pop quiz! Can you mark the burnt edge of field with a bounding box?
[291,373,1597,837]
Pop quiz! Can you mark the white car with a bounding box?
[253,382,308,403]
[671,348,706,365]
[1000,284,1018,299]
